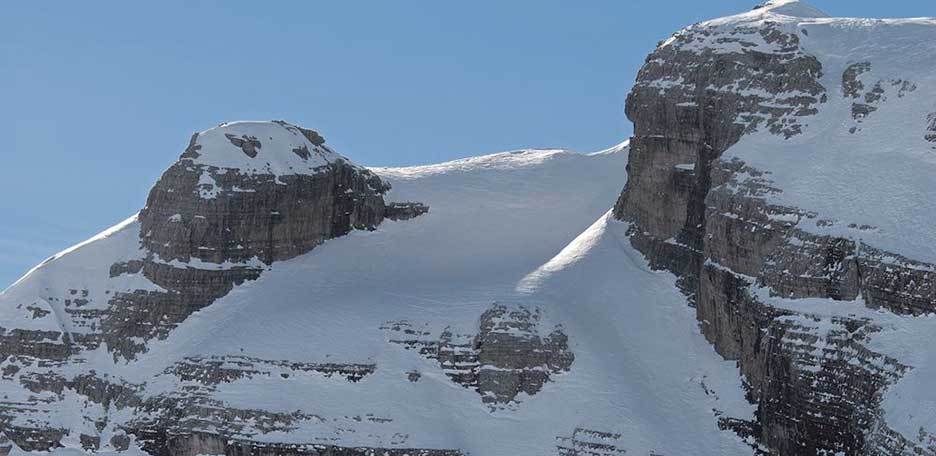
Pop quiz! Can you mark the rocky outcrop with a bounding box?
[842,62,917,134]
[134,431,463,456]
[383,303,573,407]
[613,6,936,455]
[139,135,390,265]
[926,113,936,145]
[385,202,430,221]
[164,355,375,384]
[555,428,627,456]
[474,305,574,405]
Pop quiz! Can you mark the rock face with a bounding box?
[140,122,390,265]
[614,2,936,454]
[474,304,573,405]
[384,202,430,221]
[383,303,574,408]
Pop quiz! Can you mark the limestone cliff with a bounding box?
[614,1,936,454]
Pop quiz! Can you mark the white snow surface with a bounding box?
[189,121,347,176]
[757,0,829,19]
[0,143,755,455]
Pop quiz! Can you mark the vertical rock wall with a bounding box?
[613,18,936,455]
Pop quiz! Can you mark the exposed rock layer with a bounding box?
[140,149,389,265]
[383,303,573,407]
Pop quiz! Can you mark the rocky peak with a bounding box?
[140,120,391,265]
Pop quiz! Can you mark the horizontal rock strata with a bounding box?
[613,16,936,455]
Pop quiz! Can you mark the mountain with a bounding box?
[2,2,935,455]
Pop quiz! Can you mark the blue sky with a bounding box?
[1,1,931,288]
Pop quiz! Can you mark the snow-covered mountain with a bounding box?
[2,1,935,455]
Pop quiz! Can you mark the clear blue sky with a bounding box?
[2,1,930,288]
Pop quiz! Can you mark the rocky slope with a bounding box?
[614,1,936,454]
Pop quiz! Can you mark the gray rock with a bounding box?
[224,134,262,158]
[110,433,131,451]
[385,202,430,221]
[555,428,627,456]
[154,431,463,456]
[926,113,936,144]
[164,355,375,384]
[384,303,573,407]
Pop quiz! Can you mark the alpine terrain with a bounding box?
[2,1,936,455]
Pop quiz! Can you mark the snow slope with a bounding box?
[0,142,755,455]
[191,121,346,176]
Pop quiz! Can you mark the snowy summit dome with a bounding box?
[184,120,347,176]
[755,0,830,18]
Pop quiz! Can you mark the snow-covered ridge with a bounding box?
[668,0,935,50]
[754,0,829,19]
[373,148,570,179]
[372,141,630,182]
[1,214,141,294]
[187,121,350,176]
[710,0,935,26]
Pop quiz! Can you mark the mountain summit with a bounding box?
[755,0,829,18]
[2,3,936,456]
